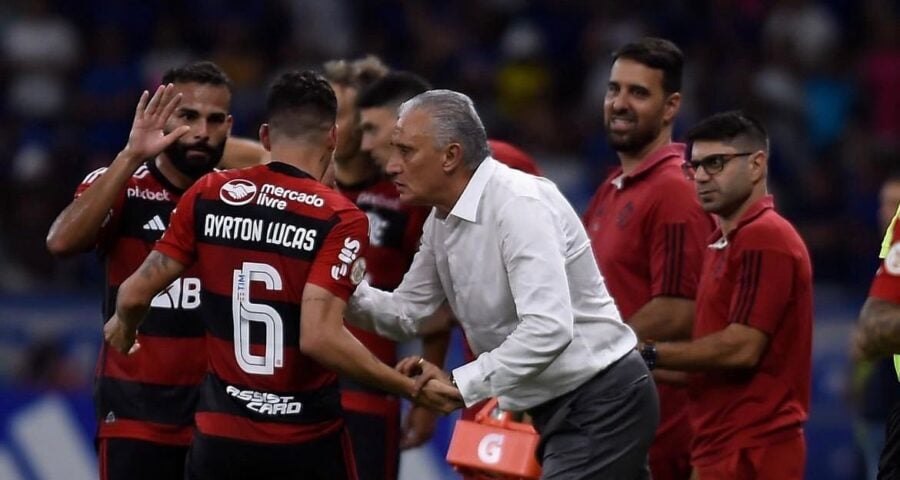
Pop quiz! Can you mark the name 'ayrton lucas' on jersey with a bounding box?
[202,213,317,252]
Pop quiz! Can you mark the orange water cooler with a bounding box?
[446,398,542,480]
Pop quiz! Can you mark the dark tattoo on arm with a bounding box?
[138,251,172,280]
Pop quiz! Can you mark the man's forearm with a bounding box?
[858,297,900,359]
[655,327,764,371]
[47,149,145,255]
[627,296,695,341]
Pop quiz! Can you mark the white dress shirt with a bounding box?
[347,158,636,411]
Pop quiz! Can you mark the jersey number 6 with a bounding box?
[232,262,284,375]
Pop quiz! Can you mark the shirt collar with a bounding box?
[707,195,776,247]
[146,159,186,195]
[266,161,316,180]
[609,143,685,189]
[449,156,497,223]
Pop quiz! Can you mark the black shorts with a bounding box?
[184,429,357,480]
[880,399,900,479]
[98,437,188,480]
[344,408,401,480]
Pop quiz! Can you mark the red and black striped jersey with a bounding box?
[76,160,205,446]
[156,161,369,445]
[336,177,428,368]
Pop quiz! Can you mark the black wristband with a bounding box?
[640,342,657,370]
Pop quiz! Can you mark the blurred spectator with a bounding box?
[15,337,81,390]
[2,0,81,119]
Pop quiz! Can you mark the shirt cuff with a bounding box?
[453,360,492,408]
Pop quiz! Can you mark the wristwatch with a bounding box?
[639,341,657,370]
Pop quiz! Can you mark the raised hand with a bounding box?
[103,314,141,355]
[124,84,191,161]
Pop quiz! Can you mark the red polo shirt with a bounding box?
[583,143,714,461]
[688,195,813,466]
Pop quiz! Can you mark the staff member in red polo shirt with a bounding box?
[643,111,813,479]
[854,181,900,478]
[583,37,713,480]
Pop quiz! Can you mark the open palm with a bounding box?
[125,84,190,160]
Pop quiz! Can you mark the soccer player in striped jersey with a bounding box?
[103,70,452,480]
[47,61,235,480]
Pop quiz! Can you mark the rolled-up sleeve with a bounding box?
[453,196,574,407]
[345,216,446,341]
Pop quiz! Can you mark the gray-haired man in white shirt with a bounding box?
[346,89,659,479]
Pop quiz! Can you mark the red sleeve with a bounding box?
[870,221,900,303]
[154,184,200,265]
[727,249,796,335]
[649,184,714,299]
[307,210,370,301]
[75,167,126,249]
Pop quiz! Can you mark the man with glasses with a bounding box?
[642,111,813,479]
[582,37,713,480]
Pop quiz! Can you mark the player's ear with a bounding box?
[442,143,463,174]
[749,150,767,183]
[259,124,271,151]
[327,125,337,151]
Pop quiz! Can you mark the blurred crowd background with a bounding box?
[0,0,897,479]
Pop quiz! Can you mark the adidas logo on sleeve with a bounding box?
[143,215,166,231]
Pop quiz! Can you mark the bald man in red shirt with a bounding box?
[644,111,812,479]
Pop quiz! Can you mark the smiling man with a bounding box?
[582,37,713,480]
[645,111,813,479]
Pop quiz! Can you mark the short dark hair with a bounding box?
[686,110,769,154]
[356,71,432,110]
[162,61,233,93]
[322,55,389,90]
[266,70,337,138]
[612,37,683,94]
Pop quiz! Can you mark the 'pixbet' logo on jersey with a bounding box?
[220,179,258,206]
[477,433,505,464]
[127,186,171,202]
[331,237,363,282]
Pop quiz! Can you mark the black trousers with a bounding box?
[529,350,660,480]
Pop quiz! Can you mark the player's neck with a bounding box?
[718,186,768,236]
[618,132,672,176]
[268,144,331,181]
[333,153,381,187]
[155,156,195,190]
[436,170,474,217]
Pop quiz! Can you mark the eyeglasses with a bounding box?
[681,152,755,180]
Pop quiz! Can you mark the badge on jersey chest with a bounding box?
[616,201,635,229]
